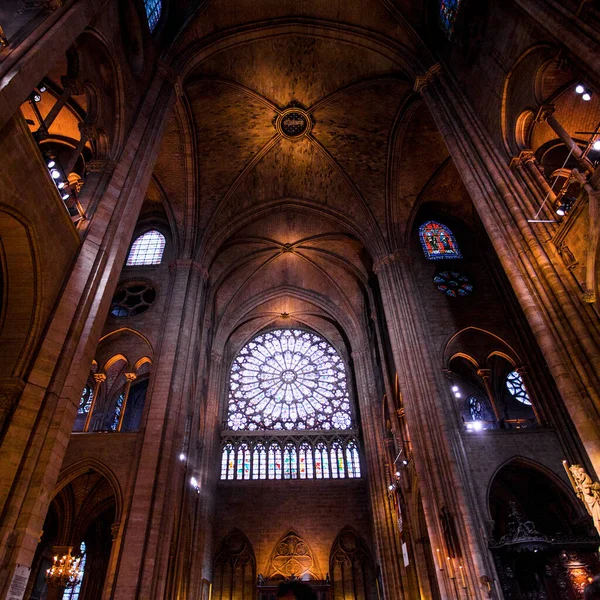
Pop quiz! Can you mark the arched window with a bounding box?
[419,221,462,260]
[72,385,93,432]
[439,0,462,39]
[468,396,483,421]
[109,393,124,431]
[126,230,166,266]
[221,328,362,481]
[143,0,162,32]
[506,371,532,406]
[62,541,86,600]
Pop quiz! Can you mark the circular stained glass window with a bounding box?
[433,271,473,297]
[110,282,156,317]
[506,371,531,405]
[227,329,353,431]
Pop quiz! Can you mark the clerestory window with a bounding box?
[221,328,362,481]
[126,230,166,266]
[143,0,162,32]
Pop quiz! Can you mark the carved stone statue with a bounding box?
[569,464,600,536]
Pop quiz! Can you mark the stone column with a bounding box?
[83,373,106,432]
[513,0,600,86]
[536,105,595,175]
[415,63,600,474]
[0,65,178,599]
[0,0,111,132]
[352,347,407,599]
[374,252,497,599]
[63,122,96,176]
[475,369,502,424]
[109,262,207,600]
[116,373,136,432]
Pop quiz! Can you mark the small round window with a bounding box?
[110,282,156,317]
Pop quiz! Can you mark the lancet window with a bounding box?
[220,328,362,481]
[439,0,462,40]
[143,0,162,32]
[419,221,462,260]
[126,230,166,266]
[506,371,532,406]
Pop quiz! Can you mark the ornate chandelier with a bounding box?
[45,549,82,588]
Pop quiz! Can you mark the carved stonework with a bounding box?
[556,243,579,271]
[266,530,320,580]
[582,290,596,304]
[414,63,442,94]
[16,0,62,14]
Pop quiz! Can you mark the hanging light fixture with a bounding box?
[45,549,82,588]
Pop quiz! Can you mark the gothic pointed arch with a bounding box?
[265,529,321,580]
[330,526,377,600]
[213,529,256,600]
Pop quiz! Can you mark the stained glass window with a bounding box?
[253,444,266,479]
[284,443,297,479]
[78,386,93,414]
[468,396,483,421]
[143,0,162,32]
[237,444,250,480]
[419,221,462,260]
[61,542,86,600]
[126,230,166,266]
[346,440,361,478]
[434,271,473,297]
[110,393,124,431]
[227,328,353,431]
[439,0,462,40]
[506,371,532,406]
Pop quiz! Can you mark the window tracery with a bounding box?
[221,328,362,481]
[468,396,483,421]
[419,221,462,260]
[126,230,166,266]
[506,371,532,406]
[439,0,462,40]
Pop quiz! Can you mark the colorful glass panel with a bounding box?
[110,393,124,431]
[126,230,166,266]
[468,396,483,421]
[439,0,462,39]
[143,0,162,32]
[78,385,93,414]
[433,271,473,297]
[506,371,532,406]
[419,221,462,260]
[346,441,361,478]
[227,329,352,431]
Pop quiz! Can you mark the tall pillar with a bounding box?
[0,0,111,132]
[513,0,600,86]
[110,262,207,600]
[352,347,407,599]
[83,373,106,432]
[116,373,136,432]
[0,65,178,599]
[374,252,497,599]
[476,369,502,424]
[415,64,600,472]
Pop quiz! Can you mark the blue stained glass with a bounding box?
[420,221,462,260]
[110,393,124,431]
[439,0,462,39]
[77,386,92,414]
[144,0,162,32]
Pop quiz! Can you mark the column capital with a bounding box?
[110,522,121,541]
[124,372,137,382]
[93,373,107,383]
[476,368,492,379]
[582,290,596,304]
[510,150,536,169]
[157,61,184,97]
[535,104,555,123]
[414,63,442,94]
[372,250,413,274]
[78,122,97,139]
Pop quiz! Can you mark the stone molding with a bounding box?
[414,63,442,94]
[372,250,413,274]
[168,260,209,280]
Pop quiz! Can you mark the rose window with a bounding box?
[226,329,353,431]
[433,271,473,297]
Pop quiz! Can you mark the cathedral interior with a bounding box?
[0,1,600,599]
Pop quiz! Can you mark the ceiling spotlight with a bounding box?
[402,459,409,466]
[593,140,600,151]
[47,160,55,168]
[395,471,401,477]
[190,476,199,489]
[582,92,592,101]
[61,193,70,200]
[388,484,395,492]
[454,392,461,398]
[451,386,459,392]
[57,181,66,189]
[575,84,585,94]
[50,169,60,179]
[473,421,484,431]
[33,93,41,103]
[179,453,186,462]
[39,85,47,93]
[556,206,566,216]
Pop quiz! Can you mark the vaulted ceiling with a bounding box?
[151,0,459,350]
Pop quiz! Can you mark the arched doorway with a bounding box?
[489,460,600,599]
